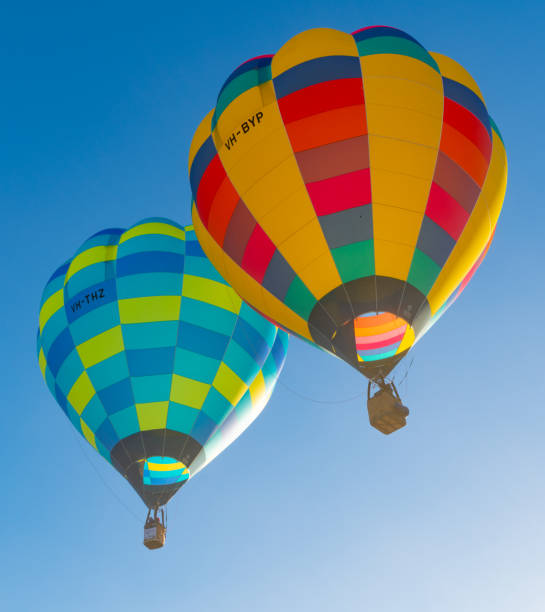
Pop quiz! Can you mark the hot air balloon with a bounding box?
[188,26,507,434]
[37,218,288,548]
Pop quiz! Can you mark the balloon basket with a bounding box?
[367,380,409,435]
[143,508,166,550]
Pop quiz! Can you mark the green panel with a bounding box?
[283,276,317,320]
[356,37,440,72]
[213,66,272,129]
[407,249,441,295]
[332,240,374,283]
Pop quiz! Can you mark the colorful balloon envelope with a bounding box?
[189,26,507,383]
[37,218,288,511]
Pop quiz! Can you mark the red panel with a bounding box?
[440,125,489,186]
[195,155,226,226]
[306,168,371,216]
[241,225,276,283]
[278,79,365,125]
[443,98,492,160]
[426,182,470,240]
[356,333,405,351]
[207,177,241,247]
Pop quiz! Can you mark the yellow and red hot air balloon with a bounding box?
[188,26,507,433]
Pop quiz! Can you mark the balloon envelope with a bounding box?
[189,26,507,380]
[37,218,288,508]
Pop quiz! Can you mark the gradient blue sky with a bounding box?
[2,1,545,610]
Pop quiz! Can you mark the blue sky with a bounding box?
[2,1,545,610]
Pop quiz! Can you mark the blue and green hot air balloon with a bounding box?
[37,218,287,547]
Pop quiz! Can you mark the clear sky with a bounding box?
[2,1,545,610]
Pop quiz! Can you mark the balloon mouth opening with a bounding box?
[353,311,414,363]
[141,457,190,487]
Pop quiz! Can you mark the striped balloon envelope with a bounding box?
[189,26,507,382]
[37,218,288,510]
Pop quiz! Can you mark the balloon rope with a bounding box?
[66,421,141,523]
[278,379,362,405]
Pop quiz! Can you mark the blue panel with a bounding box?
[177,321,229,361]
[89,227,124,239]
[189,136,217,198]
[55,349,84,395]
[68,302,119,344]
[116,251,184,277]
[64,261,115,300]
[185,239,206,258]
[46,261,70,285]
[47,327,75,376]
[240,305,277,347]
[352,26,420,44]
[222,341,260,386]
[81,396,108,432]
[66,278,117,324]
[40,274,65,306]
[86,352,130,390]
[40,308,69,354]
[109,406,140,439]
[201,387,233,425]
[55,383,68,416]
[173,348,219,384]
[190,411,217,445]
[183,255,224,284]
[166,402,200,434]
[443,78,491,136]
[271,334,287,371]
[131,374,172,403]
[118,234,185,256]
[95,438,111,462]
[273,56,361,98]
[179,297,237,336]
[122,321,179,350]
[116,272,183,299]
[96,419,120,451]
[97,378,134,415]
[126,347,175,377]
[232,318,268,367]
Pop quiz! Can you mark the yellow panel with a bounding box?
[370,136,438,180]
[39,289,64,332]
[249,370,266,403]
[244,157,307,221]
[259,186,317,245]
[170,375,210,409]
[361,54,443,91]
[77,326,124,368]
[371,166,433,213]
[80,419,97,449]
[374,239,414,280]
[65,246,117,283]
[297,250,344,301]
[188,109,214,170]
[213,362,247,406]
[396,325,415,354]
[277,219,331,277]
[67,371,95,415]
[120,222,185,244]
[193,206,312,340]
[38,348,47,377]
[430,52,485,103]
[366,103,443,147]
[271,28,358,77]
[426,131,507,313]
[486,136,507,229]
[181,275,241,314]
[363,76,444,119]
[373,204,423,246]
[118,296,181,324]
